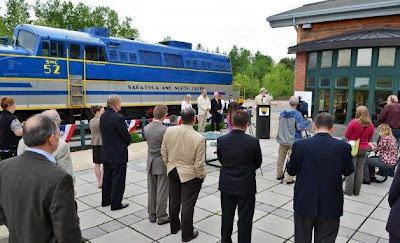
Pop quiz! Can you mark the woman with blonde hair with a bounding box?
[344,105,374,196]
[363,124,398,184]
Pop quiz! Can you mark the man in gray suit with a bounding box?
[144,104,170,225]
[0,114,82,242]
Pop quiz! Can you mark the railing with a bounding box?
[68,114,226,151]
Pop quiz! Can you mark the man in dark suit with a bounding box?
[217,110,262,243]
[211,91,223,131]
[144,105,169,225]
[387,160,400,242]
[286,112,354,243]
[0,114,82,242]
[101,95,131,211]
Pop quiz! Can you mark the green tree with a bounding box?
[33,0,139,39]
[228,45,252,75]
[262,63,294,98]
[215,47,220,53]
[233,73,259,99]
[279,57,296,71]
[0,15,8,38]
[196,43,205,51]
[5,0,30,36]
[163,36,172,41]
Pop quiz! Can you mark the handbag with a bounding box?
[348,126,368,157]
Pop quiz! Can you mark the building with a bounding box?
[267,0,400,124]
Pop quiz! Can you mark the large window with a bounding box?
[307,77,316,87]
[321,51,332,68]
[318,90,330,113]
[16,30,37,54]
[378,48,396,67]
[334,90,348,124]
[357,48,372,67]
[319,77,331,87]
[335,77,349,88]
[308,52,317,69]
[376,77,393,89]
[337,49,351,67]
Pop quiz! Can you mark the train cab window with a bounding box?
[51,41,57,57]
[58,43,65,58]
[99,47,106,61]
[42,41,50,56]
[85,45,98,61]
[70,44,81,59]
[16,30,37,54]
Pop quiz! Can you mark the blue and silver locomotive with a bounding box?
[0,24,234,121]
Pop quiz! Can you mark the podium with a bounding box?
[256,105,271,139]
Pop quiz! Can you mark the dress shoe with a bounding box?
[362,180,370,185]
[286,180,295,185]
[101,203,111,207]
[149,218,156,223]
[111,203,129,211]
[277,176,284,180]
[370,176,377,182]
[157,218,170,225]
[171,225,181,234]
[182,229,199,242]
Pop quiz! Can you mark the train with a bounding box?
[0,24,235,122]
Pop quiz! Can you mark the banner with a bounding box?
[60,124,76,143]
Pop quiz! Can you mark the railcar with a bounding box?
[0,24,234,122]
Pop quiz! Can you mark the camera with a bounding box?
[296,96,309,117]
[240,106,253,118]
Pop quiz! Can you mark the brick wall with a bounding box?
[298,14,400,43]
[294,51,307,92]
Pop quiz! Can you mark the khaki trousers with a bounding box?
[198,114,207,132]
[276,144,294,182]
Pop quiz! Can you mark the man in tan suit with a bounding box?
[254,87,272,106]
[143,105,169,225]
[17,109,74,180]
[161,107,206,242]
[197,89,211,132]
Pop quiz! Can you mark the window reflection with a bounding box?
[318,90,330,113]
[334,90,348,124]
[352,90,369,118]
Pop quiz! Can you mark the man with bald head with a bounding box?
[17,109,74,179]
[19,110,77,215]
[211,91,223,131]
[0,114,82,242]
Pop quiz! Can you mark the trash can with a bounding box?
[256,104,271,139]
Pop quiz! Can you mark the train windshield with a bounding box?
[16,30,37,54]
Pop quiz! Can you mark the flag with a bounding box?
[60,124,76,143]
[126,119,139,133]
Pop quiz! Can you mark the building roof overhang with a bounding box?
[267,0,400,28]
[288,28,400,54]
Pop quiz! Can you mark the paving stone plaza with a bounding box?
[73,138,392,243]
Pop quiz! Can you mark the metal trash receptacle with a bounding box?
[256,104,271,139]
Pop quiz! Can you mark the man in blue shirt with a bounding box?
[276,95,312,184]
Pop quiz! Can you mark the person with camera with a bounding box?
[276,95,312,184]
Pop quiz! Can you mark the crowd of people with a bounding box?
[0,92,400,243]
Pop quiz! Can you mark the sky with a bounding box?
[0,0,319,62]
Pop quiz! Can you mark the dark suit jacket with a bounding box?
[100,108,131,164]
[211,98,222,116]
[217,130,262,196]
[387,163,400,238]
[0,151,82,243]
[287,133,354,218]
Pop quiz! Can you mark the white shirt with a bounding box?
[181,101,192,110]
[26,147,56,164]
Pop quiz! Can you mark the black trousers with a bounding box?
[221,191,255,243]
[168,168,202,240]
[294,215,339,243]
[211,113,222,131]
[102,162,127,209]
[390,234,400,243]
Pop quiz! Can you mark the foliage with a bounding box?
[4,0,30,36]
[262,63,294,98]
[1,0,139,40]
[0,16,8,38]
[233,73,259,99]
[193,123,226,131]
[163,36,172,42]
[279,57,296,71]
[130,132,143,143]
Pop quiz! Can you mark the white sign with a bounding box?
[294,91,313,117]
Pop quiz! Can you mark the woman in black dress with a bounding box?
[89,105,104,188]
